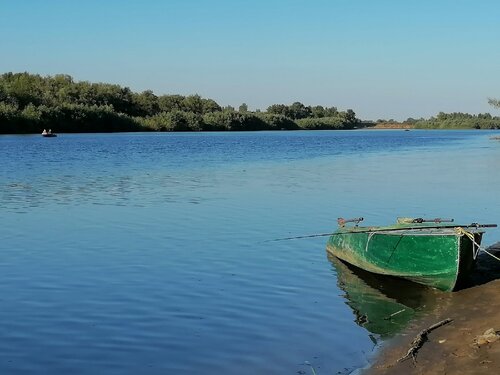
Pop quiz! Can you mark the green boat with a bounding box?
[326,217,496,291]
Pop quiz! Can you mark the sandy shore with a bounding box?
[366,244,500,375]
[369,123,414,130]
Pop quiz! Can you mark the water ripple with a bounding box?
[0,130,499,374]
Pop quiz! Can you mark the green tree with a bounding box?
[488,98,500,108]
[324,106,338,117]
[288,101,311,119]
[267,104,288,116]
[182,94,204,114]
[132,90,159,116]
[311,105,325,118]
[344,109,357,124]
[158,95,185,112]
[201,98,222,113]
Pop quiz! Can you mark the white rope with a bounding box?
[365,231,377,252]
[482,248,500,262]
[455,227,500,262]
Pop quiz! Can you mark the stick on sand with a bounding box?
[398,318,453,365]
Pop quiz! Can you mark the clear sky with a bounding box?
[1,0,499,120]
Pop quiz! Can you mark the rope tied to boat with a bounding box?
[365,231,378,252]
[455,227,500,262]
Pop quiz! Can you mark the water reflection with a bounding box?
[327,253,441,339]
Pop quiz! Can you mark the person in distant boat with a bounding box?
[48,129,52,134]
[42,129,47,135]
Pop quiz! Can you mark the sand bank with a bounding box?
[366,244,500,375]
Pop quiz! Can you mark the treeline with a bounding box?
[0,72,360,134]
[375,112,500,130]
[413,112,500,129]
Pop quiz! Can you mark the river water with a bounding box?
[1,130,499,374]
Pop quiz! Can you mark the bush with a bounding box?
[296,116,347,130]
[202,111,268,131]
[255,113,300,130]
[141,110,202,131]
[414,112,500,129]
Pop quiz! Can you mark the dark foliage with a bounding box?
[415,112,500,129]
[0,72,360,133]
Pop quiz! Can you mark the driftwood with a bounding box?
[384,308,406,320]
[398,318,453,364]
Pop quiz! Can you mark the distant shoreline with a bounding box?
[368,122,414,130]
[2,72,500,135]
[3,126,500,136]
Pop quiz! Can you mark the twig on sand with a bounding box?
[398,318,453,365]
[384,308,406,320]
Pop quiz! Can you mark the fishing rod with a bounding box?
[268,222,497,242]
[337,217,456,227]
[265,232,341,242]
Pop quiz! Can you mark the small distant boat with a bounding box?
[326,217,497,291]
[41,130,57,137]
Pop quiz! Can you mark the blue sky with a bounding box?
[1,0,499,120]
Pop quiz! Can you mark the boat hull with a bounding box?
[326,227,482,291]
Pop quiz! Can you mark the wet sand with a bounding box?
[366,244,500,375]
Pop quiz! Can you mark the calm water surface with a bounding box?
[1,130,499,374]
